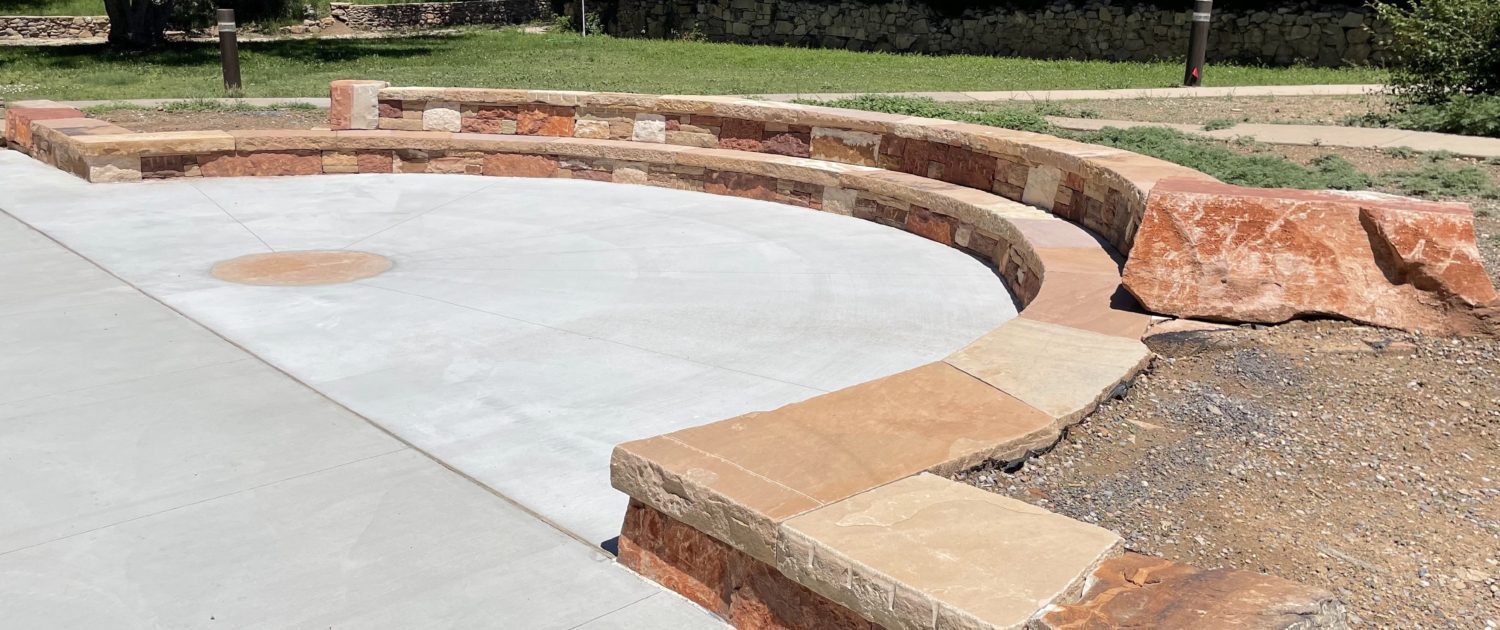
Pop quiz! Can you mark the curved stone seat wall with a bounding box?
[348,81,1216,254]
[340,83,1498,337]
[2,92,1349,629]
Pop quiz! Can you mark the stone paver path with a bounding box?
[0,149,1013,626]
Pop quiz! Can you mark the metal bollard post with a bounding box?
[218,8,242,92]
[1183,0,1212,87]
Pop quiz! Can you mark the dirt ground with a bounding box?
[956,320,1500,628]
[89,107,328,133]
[1046,94,1390,126]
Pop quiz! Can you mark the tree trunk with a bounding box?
[104,0,174,49]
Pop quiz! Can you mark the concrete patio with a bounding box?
[0,150,1012,627]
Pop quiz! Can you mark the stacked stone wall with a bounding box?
[0,16,108,40]
[329,0,551,30]
[607,0,1389,67]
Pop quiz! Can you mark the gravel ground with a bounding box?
[955,320,1500,627]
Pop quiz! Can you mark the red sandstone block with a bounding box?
[356,151,394,173]
[515,105,575,137]
[760,131,811,158]
[481,153,558,178]
[718,118,765,152]
[5,107,88,152]
[619,501,877,630]
[703,171,780,203]
[1125,179,1500,335]
[904,206,956,245]
[200,150,323,177]
[378,100,403,119]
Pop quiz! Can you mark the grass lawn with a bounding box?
[0,30,1384,100]
[0,0,102,16]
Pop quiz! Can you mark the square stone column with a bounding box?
[328,80,389,130]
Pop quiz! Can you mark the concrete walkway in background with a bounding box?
[0,150,1012,627]
[43,83,1385,110]
[757,83,1385,103]
[1046,116,1500,159]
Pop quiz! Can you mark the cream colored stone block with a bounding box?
[821,186,858,216]
[340,80,387,130]
[1022,164,1063,211]
[573,119,611,139]
[86,155,142,183]
[632,113,667,143]
[422,101,461,132]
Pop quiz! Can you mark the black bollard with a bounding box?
[218,8,242,92]
[1183,0,1212,87]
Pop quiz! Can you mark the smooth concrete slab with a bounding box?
[0,210,723,628]
[0,150,1013,547]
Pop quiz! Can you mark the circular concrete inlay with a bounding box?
[211,250,392,286]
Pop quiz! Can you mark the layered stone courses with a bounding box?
[0,85,1382,629]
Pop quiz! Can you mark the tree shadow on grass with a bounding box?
[241,36,450,63]
[0,36,456,71]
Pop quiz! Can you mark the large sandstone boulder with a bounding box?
[1123,179,1499,335]
[1039,553,1348,629]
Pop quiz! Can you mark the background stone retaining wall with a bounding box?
[604,0,1389,67]
[329,0,551,30]
[0,15,108,40]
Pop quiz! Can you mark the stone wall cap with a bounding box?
[70,130,235,155]
[947,318,1150,423]
[780,473,1122,630]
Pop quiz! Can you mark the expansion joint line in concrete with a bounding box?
[0,206,616,557]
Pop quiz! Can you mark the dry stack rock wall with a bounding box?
[329,0,551,30]
[0,15,108,40]
[606,0,1388,67]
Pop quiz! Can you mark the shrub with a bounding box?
[1347,95,1500,138]
[1373,0,1500,104]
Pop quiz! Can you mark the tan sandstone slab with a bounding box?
[69,131,235,156]
[779,473,1122,630]
[613,362,1056,562]
[230,129,337,152]
[946,318,1149,423]
[1022,268,1152,340]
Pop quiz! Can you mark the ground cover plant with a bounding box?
[0,29,1384,100]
